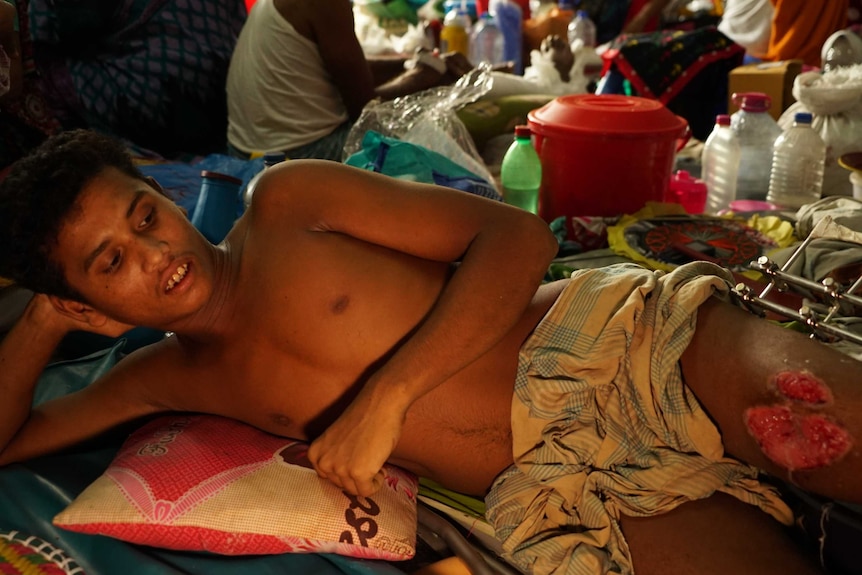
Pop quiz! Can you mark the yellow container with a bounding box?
[440,9,470,56]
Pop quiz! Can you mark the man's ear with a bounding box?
[48,295,107,326]
[48,296,135,337]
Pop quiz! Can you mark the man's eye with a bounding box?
[140,208,155,227]
[104,253,121,273]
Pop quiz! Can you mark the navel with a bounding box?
[330,294,350,314]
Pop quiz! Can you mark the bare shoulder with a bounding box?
[247,159,555,263]
[248,160,396,219]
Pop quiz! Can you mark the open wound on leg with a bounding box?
[771,370,833,404]
[744,371,853,471]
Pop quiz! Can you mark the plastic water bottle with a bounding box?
[730,92,783,202]
[440,8,472,57]
[567,9,596,48]
[701,114,741,214]
[766,112,826,210]
[489,0,523,74]
[500,125,542,213]
[192,171,243,244]
[243,151,287,209]
[470,12,505,66]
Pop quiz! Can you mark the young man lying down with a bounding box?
[0,130,859,575]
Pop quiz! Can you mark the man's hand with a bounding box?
[306,387,407,497]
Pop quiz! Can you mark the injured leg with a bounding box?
[744,371,853,471]
[680,297,862,504]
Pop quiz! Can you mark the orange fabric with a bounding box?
[765,0,849,67]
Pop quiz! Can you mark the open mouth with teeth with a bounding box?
[166,263,189,292]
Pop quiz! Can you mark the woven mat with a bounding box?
[0,531,85,575]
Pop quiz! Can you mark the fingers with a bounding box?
[307,443,386,498]
[320,466,385,498]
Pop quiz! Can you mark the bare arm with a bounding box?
[307,0,472,118]
[307,0,377,120]
[0,295,164,466]
[252,161,558,495]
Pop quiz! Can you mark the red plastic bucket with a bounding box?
[527,94,689,221]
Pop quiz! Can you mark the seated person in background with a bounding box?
[762,0,849,67]
[226,0,473,162]
[2,130,861,575]
[27,0,246,159]
[718,0,773,61]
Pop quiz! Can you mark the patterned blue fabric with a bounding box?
[28,0,246,156]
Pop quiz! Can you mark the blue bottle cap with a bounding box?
[263,151,286,165]
[794,112,813,124]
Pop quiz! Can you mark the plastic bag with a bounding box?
[345,130,502,200]
[778,65,862,198]
[342,64,497,189]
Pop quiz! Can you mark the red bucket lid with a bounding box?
[527,94,688,138]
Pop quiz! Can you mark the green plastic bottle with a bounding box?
[500,125,542,214]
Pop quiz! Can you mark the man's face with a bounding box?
[53,167,217,329]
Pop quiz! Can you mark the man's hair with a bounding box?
[0,129,146,301]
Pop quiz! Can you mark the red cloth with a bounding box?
[624,0,662,33]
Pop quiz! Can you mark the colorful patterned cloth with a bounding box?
[0,531,84,575]
[601,26,744,105]
[485,261,793,575]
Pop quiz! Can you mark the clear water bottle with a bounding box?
[730,92,783,202]
[440,8,472,57]
[766,112,826,210]
[470,12,505,66]
[490,0,523,73]
[243,151,287,209]
[701,114,741,214]
[500,125,542,213]
[567,9,597,48]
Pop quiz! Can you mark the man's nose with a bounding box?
[141,237,170,272]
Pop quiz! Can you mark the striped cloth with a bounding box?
[485,261,793,575]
